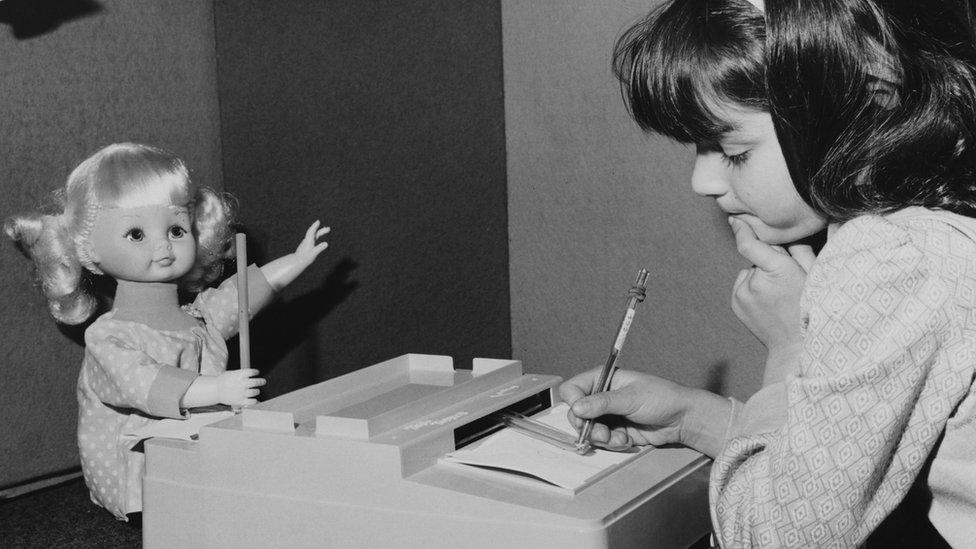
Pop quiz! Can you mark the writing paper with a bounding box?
[442,403,644,491]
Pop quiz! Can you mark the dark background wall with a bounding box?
[212,0,511,397]
[1,0,510,491]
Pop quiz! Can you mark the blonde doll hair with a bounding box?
[4,143,234,324]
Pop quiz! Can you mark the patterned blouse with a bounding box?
[77,266,273,519]
[710,208,976,547]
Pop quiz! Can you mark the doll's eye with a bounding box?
[125,229,145,242]
[169,225,188,239]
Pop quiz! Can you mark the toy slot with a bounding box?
[453,389,552,450]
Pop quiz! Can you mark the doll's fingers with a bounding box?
[246,377,267,388]
[315,226,331,238]
[303,221,321,241]
[308,242,329,257]
[245,388,261,398]
[240,368,261,379]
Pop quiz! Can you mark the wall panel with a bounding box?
[503,1,765,399]
[0,0,222,488]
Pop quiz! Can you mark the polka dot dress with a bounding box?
[76,273,264,520]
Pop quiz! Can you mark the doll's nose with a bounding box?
[153,240,173,253]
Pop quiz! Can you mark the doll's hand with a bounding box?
[293,220,331,267]
[182,368,267,408]
[260,220,331,291]
[729,217,814,383]
[215,369,266,407]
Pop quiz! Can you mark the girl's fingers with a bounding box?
[729,217,788,272]
[787,244,817,272]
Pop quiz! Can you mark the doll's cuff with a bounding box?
[732,381,787,437]
[147,367,199,418]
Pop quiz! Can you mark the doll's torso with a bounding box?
[75,279,245,519]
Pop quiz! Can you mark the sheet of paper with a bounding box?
[122,411,235,441]
[442,403,643,491]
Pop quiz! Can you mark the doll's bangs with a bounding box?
[92,144,194,209]
[613,0,767,143]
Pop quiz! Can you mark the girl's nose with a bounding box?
[690,152,729,197]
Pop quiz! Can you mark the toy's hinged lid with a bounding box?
[231,354,557,443]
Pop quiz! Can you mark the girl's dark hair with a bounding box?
[615,0,976,221]
[767,0,976,219]
[613,0,767,144]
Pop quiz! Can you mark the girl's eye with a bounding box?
[722,150,751,168]
[169,225,188,239]
[125,229,144,242]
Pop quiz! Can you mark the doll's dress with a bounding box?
[76,266,273,520]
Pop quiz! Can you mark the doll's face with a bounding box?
[88,205,196,282]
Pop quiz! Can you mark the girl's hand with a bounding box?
[728,216,814,357]
[559,368,688,450]
[215,368,266,407]
[559,367,733,457]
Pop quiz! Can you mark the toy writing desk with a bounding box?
[143,354,710,548]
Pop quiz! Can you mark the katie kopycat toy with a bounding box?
[4,142,330,521]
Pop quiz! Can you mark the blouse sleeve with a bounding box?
[84,326,198,419]
[710,215,957,547]
[193,264,275,340]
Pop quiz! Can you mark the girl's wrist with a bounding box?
[762,342,802,386]
[677,387,736,458]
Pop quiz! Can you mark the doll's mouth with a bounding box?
[154,257,175,266]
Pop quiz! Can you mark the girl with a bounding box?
[561,0,976,546]
[4,143,330,521]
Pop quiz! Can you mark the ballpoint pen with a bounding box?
[574,268,649,454]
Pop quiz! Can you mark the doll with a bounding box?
[4,142,330,520]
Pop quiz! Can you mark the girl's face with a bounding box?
[691,106,827,245]
[88,204,196,283]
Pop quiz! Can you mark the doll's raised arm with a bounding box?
[259,220,330,291]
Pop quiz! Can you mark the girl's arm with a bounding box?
[728,217,815,386]
[712,216,964,547]
[260,221,330,291]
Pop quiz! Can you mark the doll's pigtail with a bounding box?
[182,187,235,293]
[4,213,98,324]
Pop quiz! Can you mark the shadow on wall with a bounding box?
[0,0,102,39]
[228,257,360,393]
[704,361,729,396]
